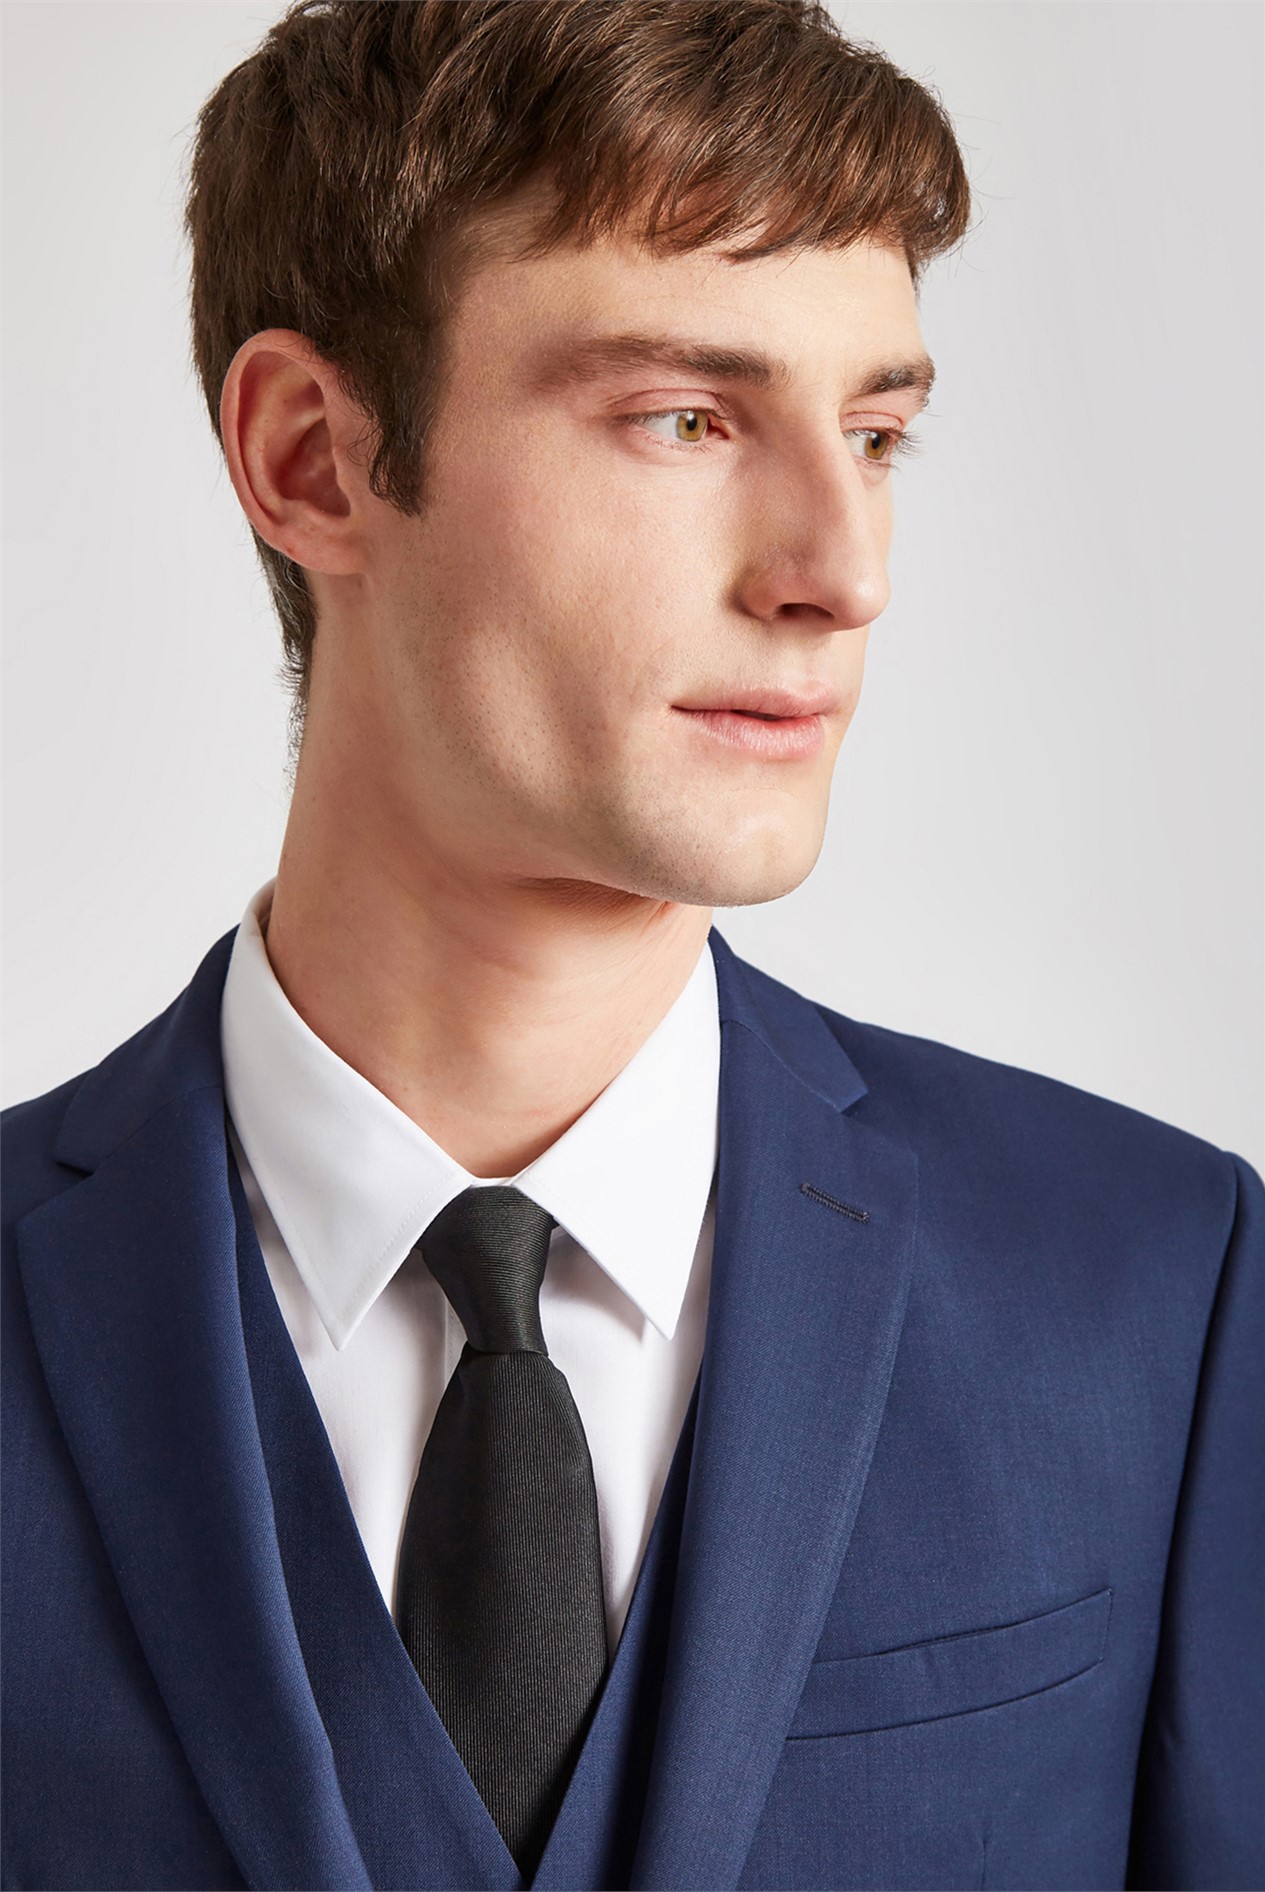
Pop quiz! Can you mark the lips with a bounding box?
[674,684,840,719]
[674,705,828,759]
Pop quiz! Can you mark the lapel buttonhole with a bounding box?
[800,1181,870,1223]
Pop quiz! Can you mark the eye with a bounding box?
[846,426,924,468]
[624,407,718,447]
[622,410,924,466]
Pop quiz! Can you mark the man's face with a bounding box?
[335,211,930,912]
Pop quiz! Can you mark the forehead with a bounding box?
[447,210,926,391]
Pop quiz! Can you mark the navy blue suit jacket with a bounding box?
[3,923,1262,1890]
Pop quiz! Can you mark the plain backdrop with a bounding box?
[2,1,1262,1172]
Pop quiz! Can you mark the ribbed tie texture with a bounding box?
[395,1185,610,1879]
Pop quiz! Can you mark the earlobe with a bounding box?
[219,329,363,577]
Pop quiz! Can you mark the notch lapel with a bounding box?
[14,932,371,1892]
[632,931,920,1890]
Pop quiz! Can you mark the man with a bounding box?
[2,1,1261,1887]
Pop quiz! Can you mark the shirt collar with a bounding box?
[220,880,719,1350]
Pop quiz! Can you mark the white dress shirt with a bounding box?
[220,880,719,1657]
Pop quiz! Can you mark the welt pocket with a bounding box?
[787,1585,1113,1740]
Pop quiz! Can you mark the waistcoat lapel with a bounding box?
[630,928,921,1890]
[14,931,371,1891]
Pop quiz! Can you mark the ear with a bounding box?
[219,329,369,577]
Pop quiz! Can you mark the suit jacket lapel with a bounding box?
[632,929,920,1890]
[15,931,372,1892]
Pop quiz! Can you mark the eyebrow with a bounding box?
[524,330,937,409]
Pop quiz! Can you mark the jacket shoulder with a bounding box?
[808,995,1252,1243]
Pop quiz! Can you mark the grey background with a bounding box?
[3,1,1262,1171]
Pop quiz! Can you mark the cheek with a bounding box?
[399,418,727,750]
[461,485,698,711]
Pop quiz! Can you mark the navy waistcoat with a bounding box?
[230,1146,701,1892]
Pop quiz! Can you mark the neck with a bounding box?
[263,750,713,1181]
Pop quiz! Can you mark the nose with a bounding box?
[732,431,892,630]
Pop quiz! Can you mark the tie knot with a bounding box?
[416,1185,556,1354]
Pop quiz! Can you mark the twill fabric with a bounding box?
[396,1186,609,1878]
[3,921,1264,1890]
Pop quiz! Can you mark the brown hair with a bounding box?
[185,0,972,751]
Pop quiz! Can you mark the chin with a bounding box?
[602,824,823,911]
[701,862,817,909]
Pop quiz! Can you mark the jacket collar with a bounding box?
[52,926,238,1175]
[706,924,868,1112]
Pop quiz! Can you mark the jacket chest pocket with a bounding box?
[787,1584,1112,1740]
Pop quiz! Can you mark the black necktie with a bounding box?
[394,1185,610,1878]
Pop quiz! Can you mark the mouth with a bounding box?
[672,705,827,760]
[674,683,841,720]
